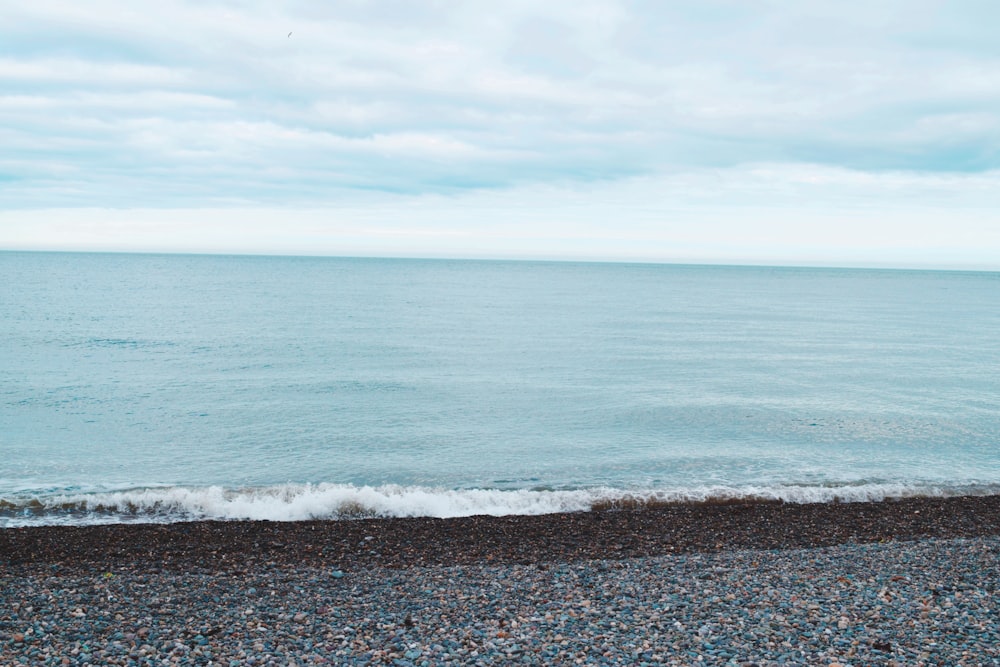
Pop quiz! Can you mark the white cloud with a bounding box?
[4,165,999,268]
[1,1,999,265]
[0,58,188,87]
[0,91,232,112]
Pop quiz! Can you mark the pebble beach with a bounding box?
[4,496,1000,666]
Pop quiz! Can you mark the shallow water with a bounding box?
[2,252,999,525]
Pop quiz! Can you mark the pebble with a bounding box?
[2,537,999,665]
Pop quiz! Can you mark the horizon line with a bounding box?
[3,247,998,274]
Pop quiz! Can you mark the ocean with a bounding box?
[2,251,999,526]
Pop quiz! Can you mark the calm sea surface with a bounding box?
[2,252,999,525]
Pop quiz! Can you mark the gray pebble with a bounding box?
[3,537,1000,665]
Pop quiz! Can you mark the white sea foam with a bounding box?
[3,481,1000,527]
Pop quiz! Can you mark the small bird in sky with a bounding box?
[287,31,292,38]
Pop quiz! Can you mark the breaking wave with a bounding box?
[4,481,1000,527]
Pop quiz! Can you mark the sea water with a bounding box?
[2,252,999,526]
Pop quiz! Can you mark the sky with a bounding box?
[2,0,1000,267]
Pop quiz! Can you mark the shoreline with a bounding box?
[5,494,1000,574]
[4,496,1000,664]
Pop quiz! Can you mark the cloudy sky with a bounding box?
[2,0,999,267]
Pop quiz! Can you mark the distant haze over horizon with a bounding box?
[5,248,998,273]
[2,1,999,268]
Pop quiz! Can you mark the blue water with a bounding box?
[2,252,999,525]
